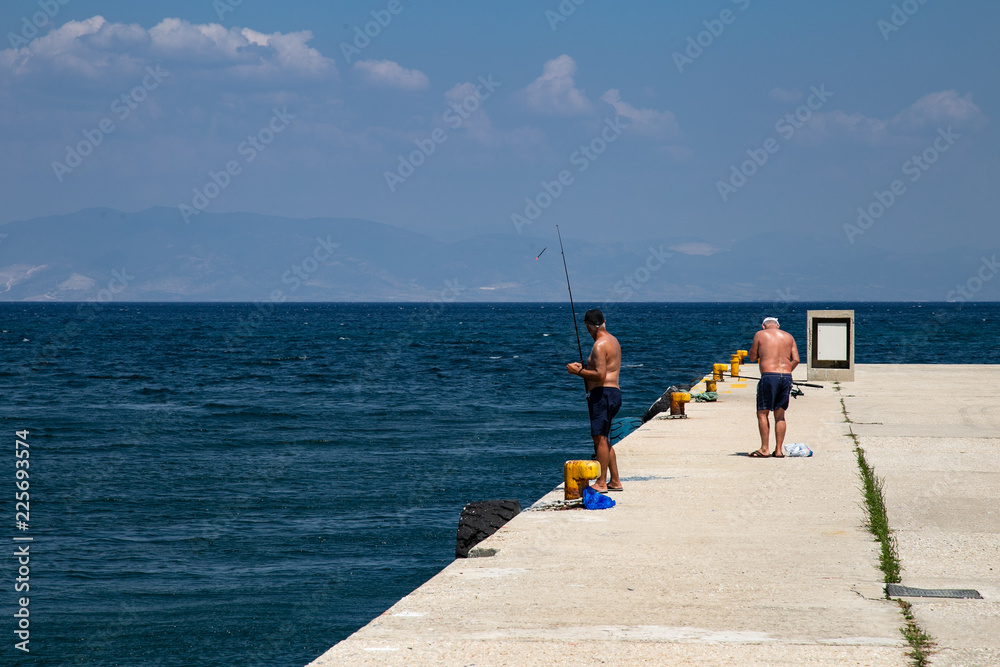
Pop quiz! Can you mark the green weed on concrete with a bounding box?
[839,394,934,666]
[898,599,936,667]
[856,444,901,584]
[839,396,900,583]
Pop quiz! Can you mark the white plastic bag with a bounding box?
[785,442,813,457]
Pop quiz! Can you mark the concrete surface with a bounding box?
[843,365,1000,667]
[307,365,996,666]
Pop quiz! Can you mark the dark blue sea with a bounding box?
[2,302,997,666]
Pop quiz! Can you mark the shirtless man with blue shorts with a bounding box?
[565,309,623,492]
[748,317,800,458]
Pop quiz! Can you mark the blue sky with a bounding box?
[2,0,998,258]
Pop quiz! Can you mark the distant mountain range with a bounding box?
[0,207,990,302]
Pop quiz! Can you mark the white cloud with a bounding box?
[0,16,337,91]
[354,59,429,91]
[796,91,986,144]
[769,87,802,103]
[890,90,986,131]
[600,89,680,138]
[518,55,592,116]
[798,110,890,144]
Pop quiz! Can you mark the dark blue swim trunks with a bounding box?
[587,387,622,438]
[756,372,793,411]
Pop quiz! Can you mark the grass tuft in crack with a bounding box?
[841,394,934,665]
[898,599,936,666]
[841,396,900,583]
[857,445,901,584]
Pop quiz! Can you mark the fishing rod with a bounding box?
[736,375,825,389]
[556,225,584,364]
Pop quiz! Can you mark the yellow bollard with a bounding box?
[737,350,749,363]
[712,363,728,381]
[670,392,692,416]
[705,379,718,393]
[731,354,741,379]
[564,460,601,500]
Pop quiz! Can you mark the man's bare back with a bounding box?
[748,318,800,458]
[749,322,799,373]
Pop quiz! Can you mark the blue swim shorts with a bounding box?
[587,387,622,438]
[756,372,792,411]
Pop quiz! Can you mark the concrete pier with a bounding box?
[308,365,998,666]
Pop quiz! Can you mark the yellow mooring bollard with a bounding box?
[705,378,718,393]
[564,460,601,500]
[737,349,749,363]
[731,354,741,379]
[713,363,728,381]
[670,392,692,417]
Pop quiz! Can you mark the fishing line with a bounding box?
[556,225,584,364]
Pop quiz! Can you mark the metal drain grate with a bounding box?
[886,584,983,599]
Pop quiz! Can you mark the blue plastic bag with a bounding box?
[581,485,616,510]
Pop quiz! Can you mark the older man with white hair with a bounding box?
[747,317,800,458]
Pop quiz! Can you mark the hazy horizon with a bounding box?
[2,1,999,301]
